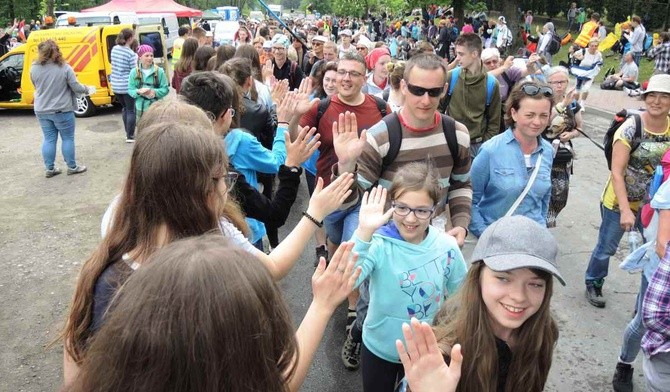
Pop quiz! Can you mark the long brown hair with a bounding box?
[174,37,199,73]
[36,39,65,66]
[432,262,558,392]
[62,101,248,363]
[67,235,298,392]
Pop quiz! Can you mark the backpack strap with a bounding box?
[289,61,298,88]
[315,95,332,128]
[485,73,496,107]
[440,114,461,167]
[442,67,461,111]
[372,95,388,117]
[381,112,402,174]
[630,113,643,154]
[382,88,390,102]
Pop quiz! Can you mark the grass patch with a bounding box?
[549,27,655,83]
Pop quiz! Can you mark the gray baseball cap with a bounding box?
[471,216,565,286]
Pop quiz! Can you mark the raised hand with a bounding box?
[312,242,361,312]
[284,126,320,167]
[271,79,289,105]
[306,173,355,221]
[357,186,393,241]
[396,318,462,392]
[262,60,275,84]
[293,79,319,116]
[333,111,367,171]
[276,90,298,123]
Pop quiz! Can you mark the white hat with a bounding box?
[339,29,352,36]
[643,74,670,97]
[498,16,507,24]
[312,35,328,43]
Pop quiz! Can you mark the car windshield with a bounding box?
[56,16,111,27]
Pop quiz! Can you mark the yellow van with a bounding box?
[0,24,168,117]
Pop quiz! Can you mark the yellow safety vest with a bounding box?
[575,20,598,48]
[172,37,185,64]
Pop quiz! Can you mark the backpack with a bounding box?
[135,64,160,88]
[315,95,388,130]
[547,33,562,55]
[604,109,642,170]
[443,67,497,113]
[381,112,462,175]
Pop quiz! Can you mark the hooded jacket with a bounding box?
[353,222,467,362]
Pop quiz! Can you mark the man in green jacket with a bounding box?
[439,33,501,156]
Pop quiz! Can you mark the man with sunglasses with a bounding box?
[304,35,328,76]
[439,33,501,156]
[331,53,472,372]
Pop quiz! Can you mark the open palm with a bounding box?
[358,186,393,236]
[333,111,368,166]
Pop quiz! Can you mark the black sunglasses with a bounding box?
[520,84,553,98]
[406,82,444,98]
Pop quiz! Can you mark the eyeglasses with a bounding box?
[548,80,568,86]
[406,82,444,98]
[263,47,272,52]
[337,69,364,78]
[392,202,435,220]
[272,47,286,52]
[483,59,499,66]
[356,47,367,51]
[213,172,239,190]
[312,41,324,46]
[520,84,553,98]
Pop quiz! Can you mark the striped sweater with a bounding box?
[110,45,138,94]
[335,114,473,230]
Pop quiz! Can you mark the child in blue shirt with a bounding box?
[351,161,467,390]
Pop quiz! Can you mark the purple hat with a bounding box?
[136,44,154,57]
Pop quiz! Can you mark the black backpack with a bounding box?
[604,109,642,170]
[547,33,562,55]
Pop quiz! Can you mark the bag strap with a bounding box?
[505,154,543,217]
[315,95,332,128]
[381,112,402,173]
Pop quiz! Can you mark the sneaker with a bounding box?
[612,362,634,392]
[67,165,87,175]
[315,245,329,267]
[623,87,631,96]
[45,167,62,178]
[341,328,361,371]
[125,137,135,143]
[585,284,606,308]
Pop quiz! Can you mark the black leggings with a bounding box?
[361,342,404,392]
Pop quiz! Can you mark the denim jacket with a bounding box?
[469,128,553,237]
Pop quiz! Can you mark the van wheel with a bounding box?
[74,96,96,118]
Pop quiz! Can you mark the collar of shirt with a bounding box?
[502,127,546,154]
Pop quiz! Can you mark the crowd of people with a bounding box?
[15,5,670,392]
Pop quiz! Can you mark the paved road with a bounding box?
[0,107,647,391]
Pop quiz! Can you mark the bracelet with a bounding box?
[302,211,323,228]
[278,121,289,126]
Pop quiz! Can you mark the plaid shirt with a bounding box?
[642,242,670,356]
[649,42,670,74]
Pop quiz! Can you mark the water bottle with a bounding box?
[649,165,664,200]
[628,230,641,254]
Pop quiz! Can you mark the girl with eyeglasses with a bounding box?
[469,81,555,237]
[349,161,467,391]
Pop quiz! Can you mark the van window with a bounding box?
[0,53,25,101]
[56,16,112,27]
[106,35,118,61]
[139,32,164,58]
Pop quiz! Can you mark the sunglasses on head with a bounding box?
[520,84,553,98]
[406,82,444,97]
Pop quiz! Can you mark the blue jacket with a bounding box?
[224,125,287,243]
[353,223,467,363]
[469,128,553,237]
